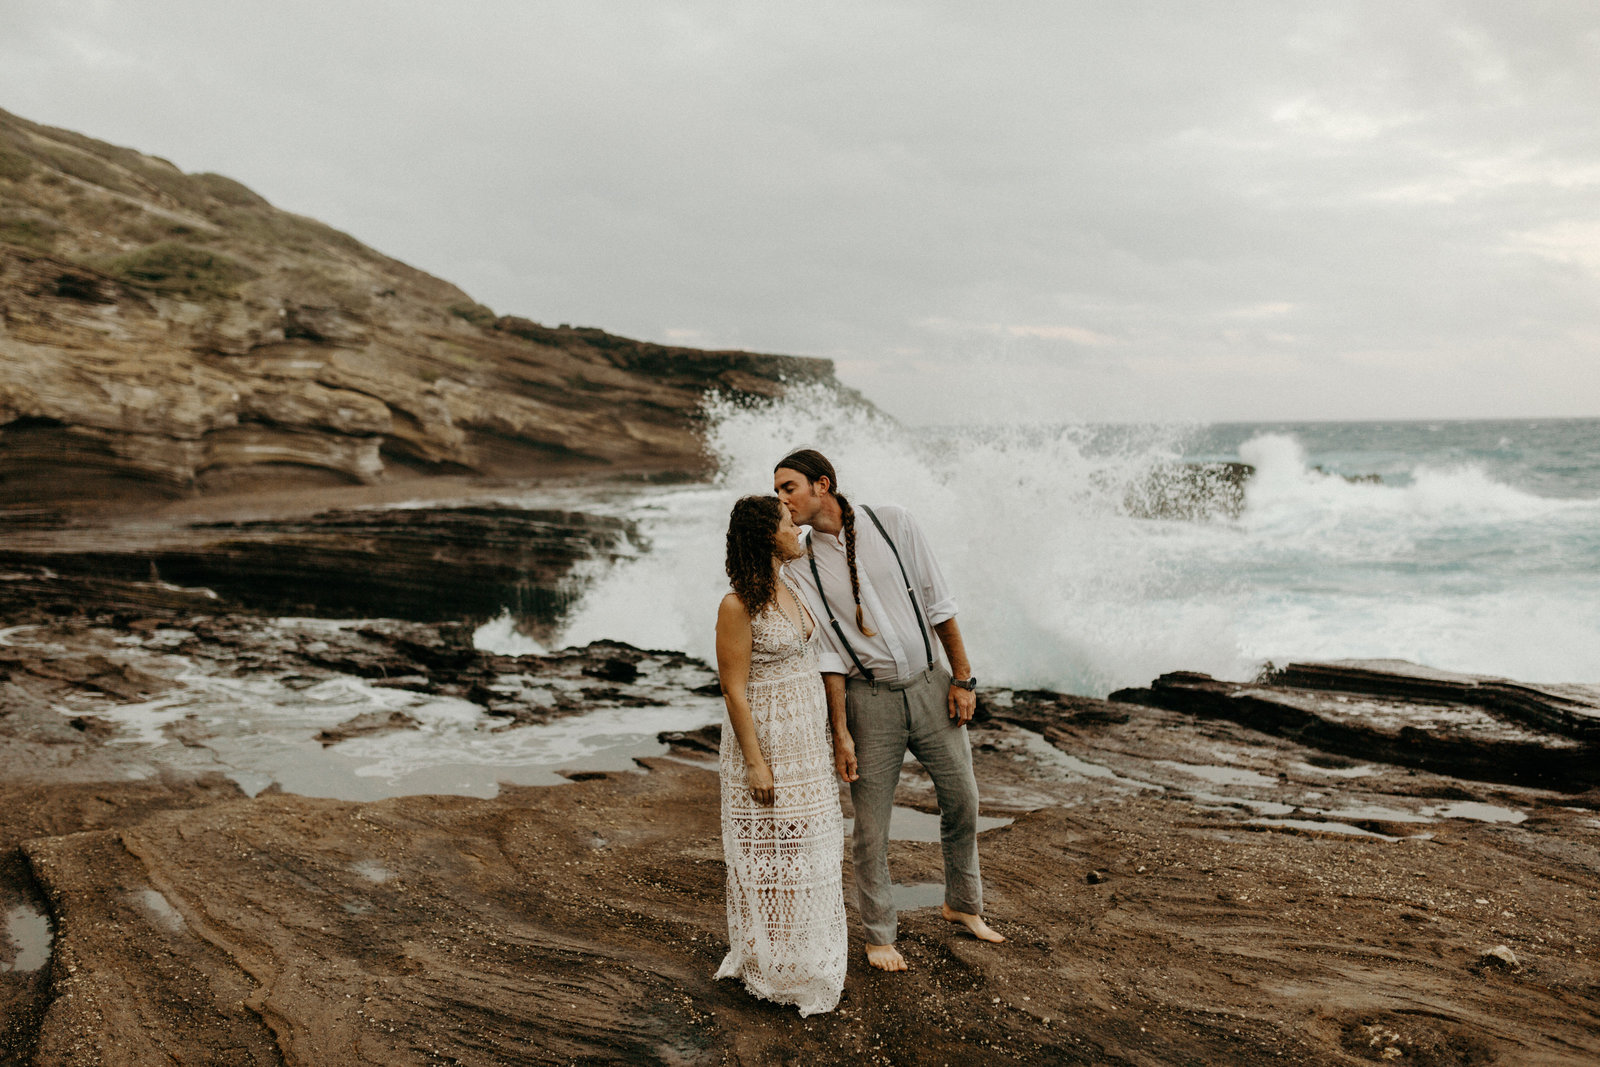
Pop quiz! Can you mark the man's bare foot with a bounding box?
[941,904,1006,942]
[865,942,907,971]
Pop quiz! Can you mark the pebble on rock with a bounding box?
[1476,944,1520,971]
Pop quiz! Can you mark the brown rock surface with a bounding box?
[0,107,857,509]
[2,615,1598,1064]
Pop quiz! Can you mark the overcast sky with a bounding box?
[4,2,1598,423]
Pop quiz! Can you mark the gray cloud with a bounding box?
[4,1,1597,422]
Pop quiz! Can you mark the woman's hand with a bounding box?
[747,761,775,805]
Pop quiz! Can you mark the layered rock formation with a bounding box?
[2,615,1598,1064]
[1112,660,1600,791]
[0,108,851,507]
[0,502,637,630]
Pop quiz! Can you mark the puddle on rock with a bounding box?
[1158,761,1278,788]
[352,860,394,884]
[1035,746,1161,791]
[1191,792,1295,817]
[846,806,1012,844]
[1292,760,1377,779]
[1304,803,1434,825]
[132,889,187,933]
[891,882,946,911]
[2,904,52,973]
[1249,818,1404,841]
[1424,801,1526,824]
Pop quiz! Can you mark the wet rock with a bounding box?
[1111,664,1600,790]
[1474,945,1520,972]
[0,505,640,626]
[3,624,1600,1062]
[659,724,722,755]
[988,688,1135,736]
[315,710,422,747]
[1266,659,1600,740]
[65,716,116,741]
[584,657,640,684]
[1118,461,1251,521]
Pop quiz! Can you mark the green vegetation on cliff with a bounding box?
[0,106,853,506]
[100,241,258,299]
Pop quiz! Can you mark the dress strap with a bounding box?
[777,571,815,640]
[860,506,936,671]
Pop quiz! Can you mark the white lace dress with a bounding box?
[714,580,847,1016]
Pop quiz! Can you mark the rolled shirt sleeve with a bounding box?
[813,648,849,676]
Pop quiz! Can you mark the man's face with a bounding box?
[774,467,825,525]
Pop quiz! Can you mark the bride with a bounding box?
[713,495,847,1016]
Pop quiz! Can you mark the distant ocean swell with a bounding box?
[539,388,1600,696]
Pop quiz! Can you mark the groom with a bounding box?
[773,449,1004,972]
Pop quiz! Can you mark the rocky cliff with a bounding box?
[0,108,847,508]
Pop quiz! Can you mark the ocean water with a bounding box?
[546,387,1600,697]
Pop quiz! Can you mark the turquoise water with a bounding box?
[1185,418,1600,498]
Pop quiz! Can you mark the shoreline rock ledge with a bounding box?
[1112,658,1600,790]
[1,612,1598,1063]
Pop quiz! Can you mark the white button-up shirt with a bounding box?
[783,504,958,681]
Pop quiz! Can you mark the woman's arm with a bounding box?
[715,594,774,804]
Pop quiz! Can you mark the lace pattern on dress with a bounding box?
[715,577,846,1016]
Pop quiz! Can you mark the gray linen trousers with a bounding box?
[845,664,983,946]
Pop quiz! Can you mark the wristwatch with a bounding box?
[951,676,977,691]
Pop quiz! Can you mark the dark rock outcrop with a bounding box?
[1264,659,1600,740]
[1111,660,1600,790]
[0,504,635,628]
[1119,461,1252,521]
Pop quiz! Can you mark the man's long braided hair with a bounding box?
[774,449,875,637]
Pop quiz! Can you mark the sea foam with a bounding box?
[550,391,1600,694]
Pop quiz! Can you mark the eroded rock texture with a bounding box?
[1112,659,1600,790]
[0,107,853,508]
[2,609,1599,1065]
[0,504,636,627]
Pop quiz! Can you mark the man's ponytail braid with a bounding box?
[836,491,875,637]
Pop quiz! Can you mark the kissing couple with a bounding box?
[712,449,1004,1017]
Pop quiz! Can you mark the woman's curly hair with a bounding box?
[725,495,783,614]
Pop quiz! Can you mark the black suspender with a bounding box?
[808,546,876,682]
[804,506,936,682]
[861,506,936,672]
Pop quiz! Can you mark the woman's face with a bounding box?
[774,507,805,561]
